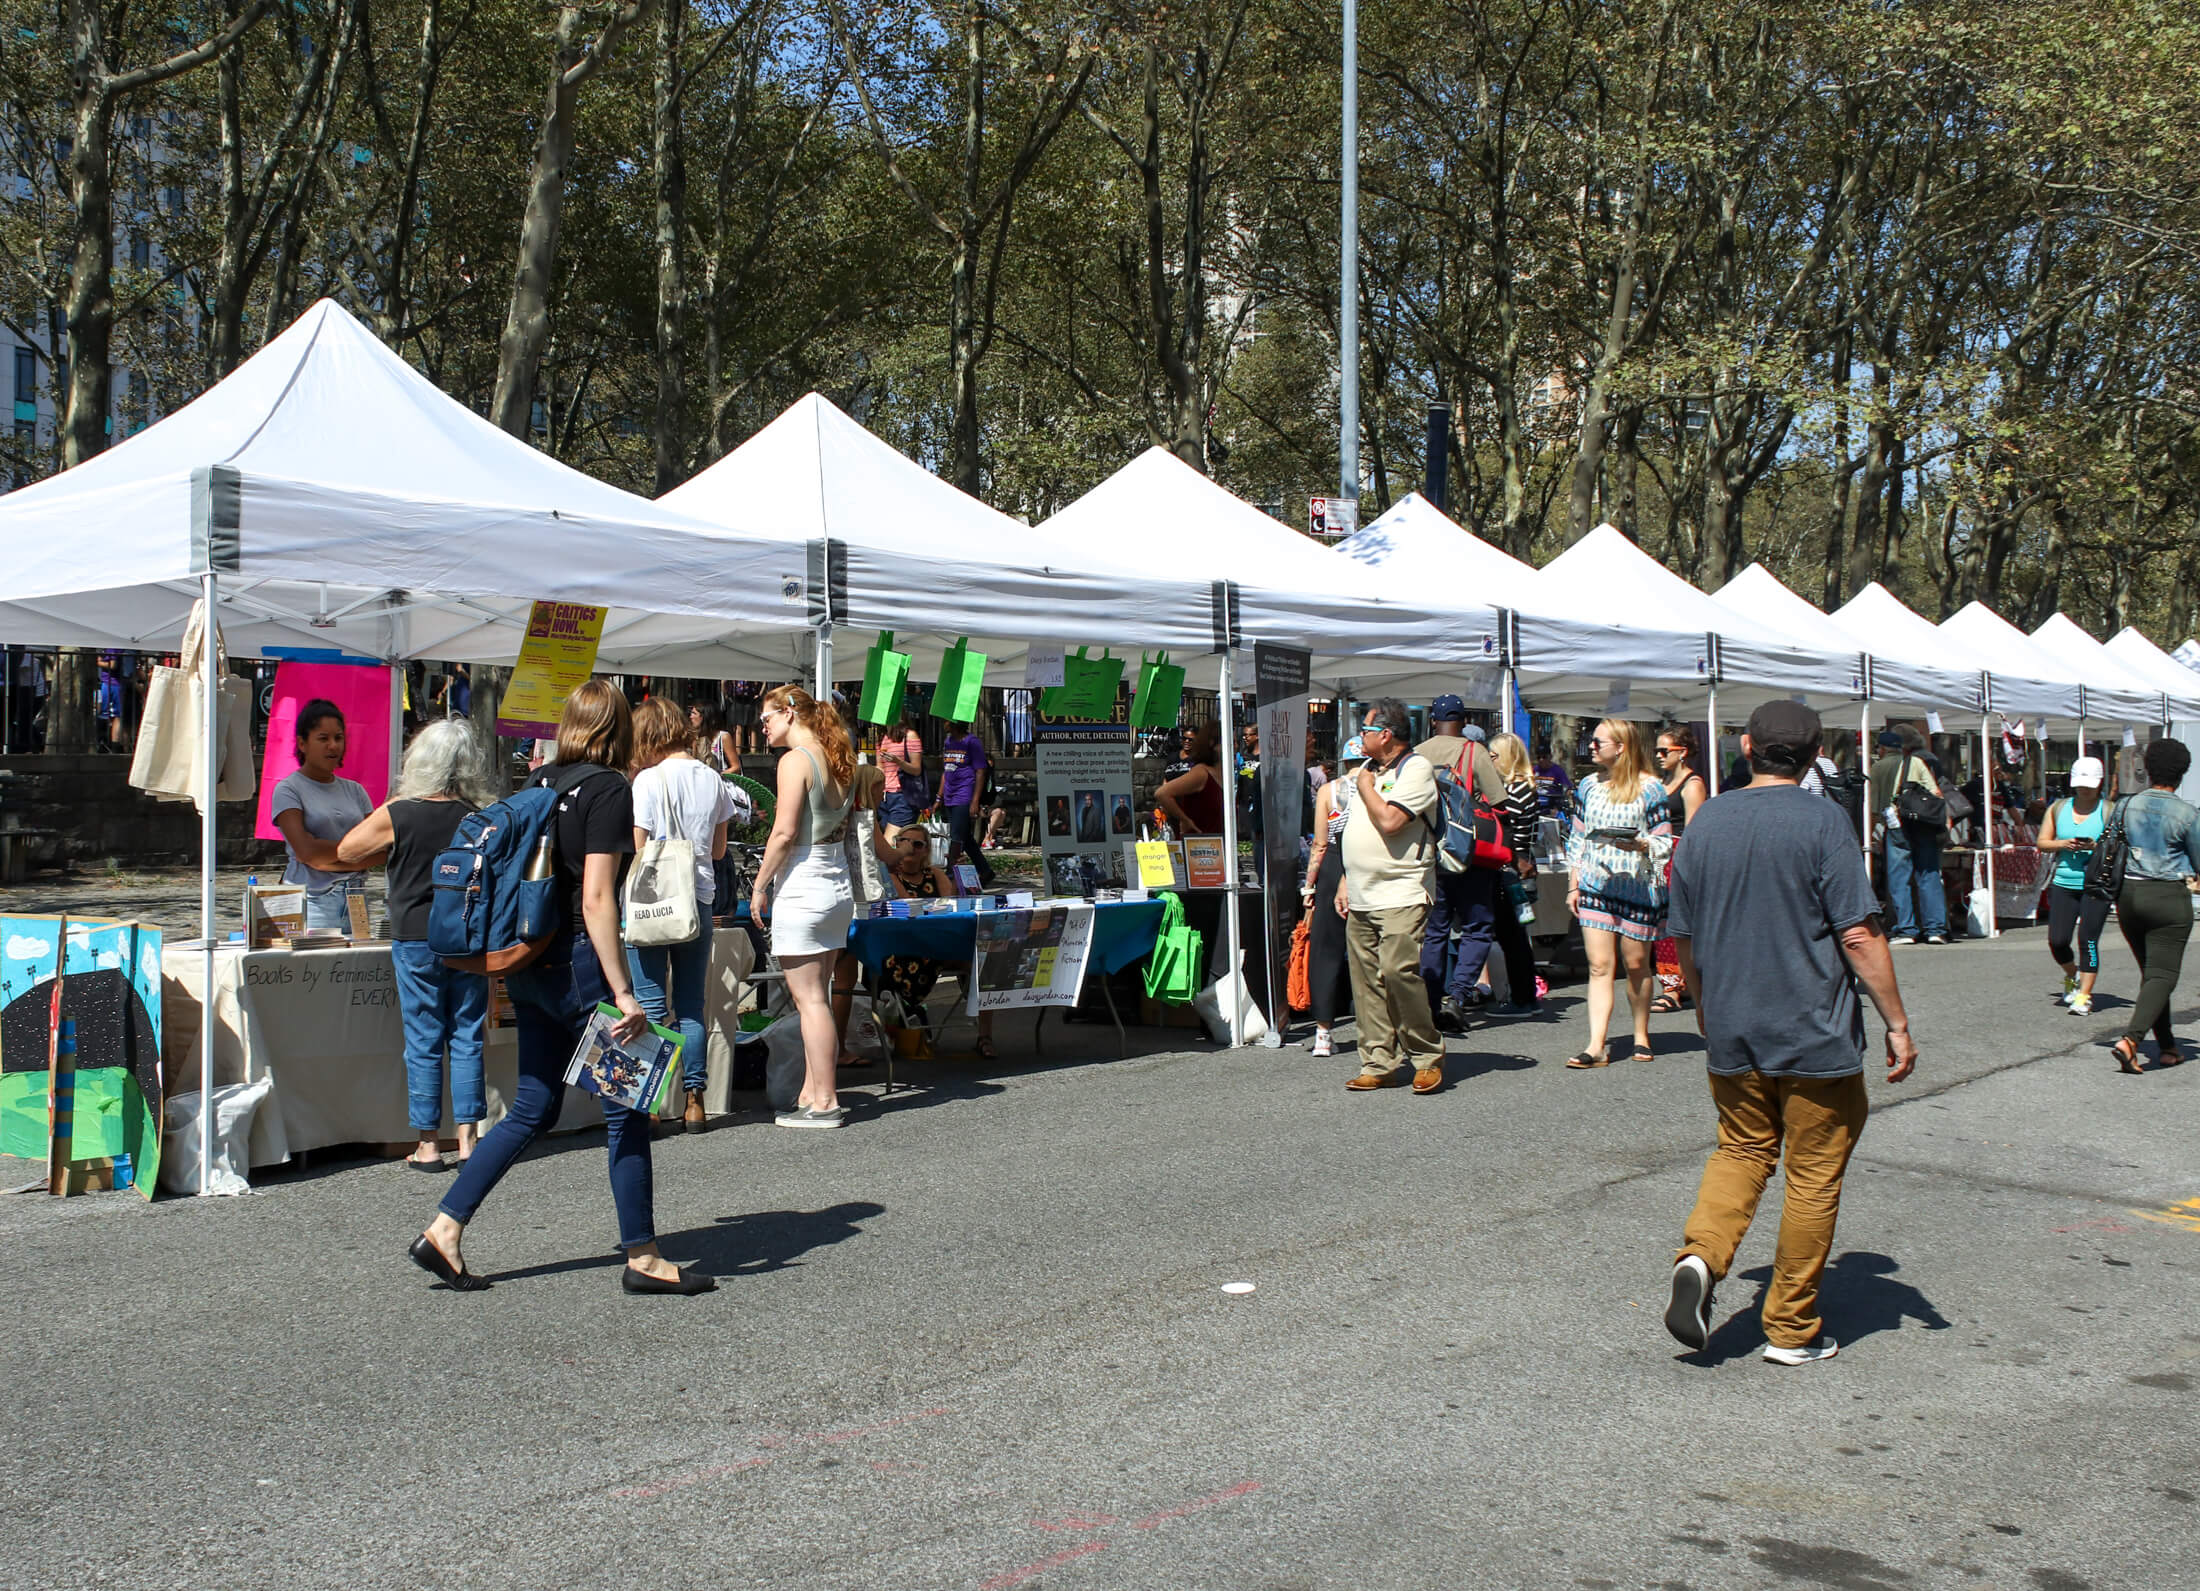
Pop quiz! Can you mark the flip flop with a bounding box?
[973,1037,999,1060]
[1632,1049,1656,1064]
[1565,1050,1609,1070]
[406,1155,449,1173]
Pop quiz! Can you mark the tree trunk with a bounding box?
[1607,402,1641,542]
[211,0,250,376]
[944,9,986,494]
[1566,243,1636,542]
[46,650,98,754]
[652,0,686,493]
[491,3,648,437]
[62,5,114,470]
[1819,326,1852,606]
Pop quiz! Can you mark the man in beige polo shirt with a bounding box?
[1336,697,1446,1092]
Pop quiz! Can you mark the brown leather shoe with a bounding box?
[1411,1065,1444,1094]
[1345,1069,1405,1091]
[682,1089,707,1133]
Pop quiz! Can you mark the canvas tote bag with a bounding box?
[129,599,256,809]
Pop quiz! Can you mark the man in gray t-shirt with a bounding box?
[1661,701,1919,1368]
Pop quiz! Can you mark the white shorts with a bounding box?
[770,844,854,957]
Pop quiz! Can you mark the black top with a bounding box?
[538,764,634,937]
[387,798,472,941]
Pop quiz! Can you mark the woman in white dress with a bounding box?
[753,685,857,1128]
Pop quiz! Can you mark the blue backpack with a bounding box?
[428,763,612,973]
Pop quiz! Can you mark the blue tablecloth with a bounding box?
[844,899,1166,979]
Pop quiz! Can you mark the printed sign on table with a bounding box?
[497,601,607,738]
[965,904,1095,1014]
[1035,695,1135,897]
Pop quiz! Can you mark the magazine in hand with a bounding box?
[564,1003,684,1114]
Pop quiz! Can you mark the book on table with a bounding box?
[564,1003,684,1115]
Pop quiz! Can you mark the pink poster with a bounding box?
[253,660,403,841]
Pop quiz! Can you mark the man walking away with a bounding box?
[1664,702,1918,1365]
[1338,698,1446,1094]
[1870,729,1952,944]
[1416,695,1512,1029]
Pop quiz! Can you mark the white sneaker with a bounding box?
[1664,1255,1713,1350]
[1763,1337,1840,1366]
[2069,994,2094,1016]
[2061,973,2079,1005]
[1310,1029,1334,1058]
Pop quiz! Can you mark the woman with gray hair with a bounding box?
[338,718,502,1169]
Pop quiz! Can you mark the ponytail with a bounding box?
[762,685,856,788]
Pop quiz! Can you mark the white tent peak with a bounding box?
[1532,525,1792,647]
[1940,601,2083,683]
[1336,493,1539,607]
[2107,627,2200,709]
[662,391,1031,561]
[1712,564,1859,653]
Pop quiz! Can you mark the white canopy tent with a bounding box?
[1521,528,1862,745]
[2105,627,2200,721]
[1714,565,1980,718]
[660,395,1234,686]
[0,298,851,1191]
[1334,492,1543,609]
[1937,603,2088,720]
[1827,584,1990,715]
[0,299,826,677]
[2027,614,2170,733]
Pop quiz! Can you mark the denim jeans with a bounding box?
[628,926,711,1095]
[878,791,923,829]
[390,939,488,1131]
[439,931,657,1250]
[1883,825,1946,939]
[302,881,359,933]
[1419,865,1499,1009]
[943,802,994,888]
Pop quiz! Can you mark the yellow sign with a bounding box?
[496,601,607,737]
[1132,840,1182,890]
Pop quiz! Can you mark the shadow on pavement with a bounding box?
[485,1200,888,1284]
[1683,1250,1952,1366]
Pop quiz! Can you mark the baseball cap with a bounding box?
[1461,724,1487,743]
[1876,729,1905,750]
[1429,693,1467,720]
[1745,700,1823,767]
[2069,755,2105,789]
[1340,735,1366,762]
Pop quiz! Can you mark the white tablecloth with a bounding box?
[162,928,756,1168]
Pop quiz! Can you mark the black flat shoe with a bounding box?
[406,1155,449,1173]
[622,1265,717,1296]
[409,1234,490,1291]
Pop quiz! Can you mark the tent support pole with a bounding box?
[2077,718,2086,758]
[1981,711,1998,940]
[1218,646,1243,1047]
[1859,702,1873,878]
[199,570,219,1196]
[814,621,834,710]
[1705,685,1720,797]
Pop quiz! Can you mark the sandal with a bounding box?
[973,1037,999,1061]
[1565,1050,1610,1070]
[1649,992,1684,1015]
[2157,1047,2185,1069]
[2112,1037,2145,1075]
[1632,1049,1655,1064]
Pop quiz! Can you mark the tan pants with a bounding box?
[1344,904,1443,1075]
[1678,1068,1869,1348]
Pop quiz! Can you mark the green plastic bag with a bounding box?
[1142,891,1204,1004]
[1130,650,1186,729]
[932,636,988,724]
[1040,646,1125,721]
[857,630,912,726]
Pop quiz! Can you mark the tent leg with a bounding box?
[1981,713,1998,940]
[199,570,219,1197]
[814,621,834,710]
[1859,703,1873,878]
[2077,718,2086,759]
[1705,685,1720,797]
[1218,649,1242,1048]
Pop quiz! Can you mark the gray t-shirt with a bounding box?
[271,770,374,893]
[1667,784,1881,1078]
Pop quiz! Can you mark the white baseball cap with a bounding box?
[2069,756,2105,788]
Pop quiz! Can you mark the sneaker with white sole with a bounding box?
[1762,1336,1840,1366]
[2061,972,2079,1004]
[1664,1254,1714,1350]
[774,1105,846,1130]
[1310,1029,1334,1058]
[2069,994,2094,1016]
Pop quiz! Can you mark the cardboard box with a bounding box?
[244,883,306,948]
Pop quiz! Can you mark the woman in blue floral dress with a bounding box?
[1564,719,1674,1067]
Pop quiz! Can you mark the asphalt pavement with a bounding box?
[2,921,2196,1590]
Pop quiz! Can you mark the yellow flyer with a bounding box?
[496,601,607,737]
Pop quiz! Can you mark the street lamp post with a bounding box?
[1339,0,1358,520]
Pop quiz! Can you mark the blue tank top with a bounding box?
[2051,798,2105,892]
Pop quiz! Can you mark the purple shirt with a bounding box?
[939,731,989,808]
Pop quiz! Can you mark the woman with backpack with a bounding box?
[755,685,858,1128]
[410,679,714,1296]
[337,719,499,1171]
[629,696,738,1134]
[1564,719,1674,1069]
[2037,755,2113,1017]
